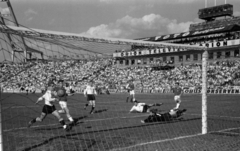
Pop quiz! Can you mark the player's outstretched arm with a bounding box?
[83,89,87,97]
[35,97,43,104]
[129,107,135,113]
[94,88,97,95]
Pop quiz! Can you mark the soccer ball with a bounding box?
[57,89,65,97]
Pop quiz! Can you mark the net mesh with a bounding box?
[0,22,240,151]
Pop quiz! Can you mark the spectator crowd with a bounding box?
[1,58,240,93]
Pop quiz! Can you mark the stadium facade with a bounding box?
[113,4,240,67]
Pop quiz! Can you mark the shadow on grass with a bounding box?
[34,115,88,131]
[93,109,108,114]
[22,117,201,151]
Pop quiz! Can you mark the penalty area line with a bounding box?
[111,126,240,151]
[110,133,203,151]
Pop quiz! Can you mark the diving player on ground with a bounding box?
[141,108,187,123]
[129,100,163,113]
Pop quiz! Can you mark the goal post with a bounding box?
[202,49,208,134]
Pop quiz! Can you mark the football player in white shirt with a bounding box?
[27,86,71,131]
[84,81,97,114]
[129,100,163,113]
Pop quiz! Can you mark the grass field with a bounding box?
[1,92,240,151]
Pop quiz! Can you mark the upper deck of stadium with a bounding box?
[113,4,240,67]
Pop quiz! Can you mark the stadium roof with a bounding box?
[0,25,205,55]
[136,24,240,42]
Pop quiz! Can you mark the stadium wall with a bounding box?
[3,87,240,94]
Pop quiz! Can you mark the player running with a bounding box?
[141,108,187,123]
[55,79,75,124]
[27,86,71,131]
[129,100,163,113]
[125,79,135,103]
[171,82,183,110]
[84,81,97,114]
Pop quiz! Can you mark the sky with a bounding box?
[0,0,240,40]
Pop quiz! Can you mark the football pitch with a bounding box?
[1,93,240,151]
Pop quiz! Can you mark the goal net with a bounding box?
[1,23,240,151]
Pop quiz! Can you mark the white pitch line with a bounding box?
[187,113,240,119]
[110,133,204,151]
[214,127,240,133]
[110,126,240,151]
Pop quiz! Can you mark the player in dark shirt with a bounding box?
[141,108,187,123]
[125,79,135,103]
[55,80,74,124]
[171,82,183,110]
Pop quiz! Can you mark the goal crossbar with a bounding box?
[0,25,205,52]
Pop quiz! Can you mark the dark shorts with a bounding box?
[42,105,56,114]
[87,94,96,101]
[142,105,149,113]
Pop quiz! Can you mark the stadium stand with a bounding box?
[1,59,240,93]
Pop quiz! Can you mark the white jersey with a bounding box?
[39,90,56,106]
[84,85,97,95]
[130,103,146,113]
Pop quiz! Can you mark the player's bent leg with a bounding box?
[84,102,89,110]
[58,110,66,114]
[52,110,63,120]
[58,101,67,114]
[37,113,47,121]
[63,107,74,122]
[174,99,181,109]
[132,93,136,102]
[28,112,46,128]
[52,110,69,130]
[126,96,129,103]
[90,100,95,114]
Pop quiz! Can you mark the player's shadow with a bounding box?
[23,117,200,151]
[93,109,108,114]
[35,115,88,131]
